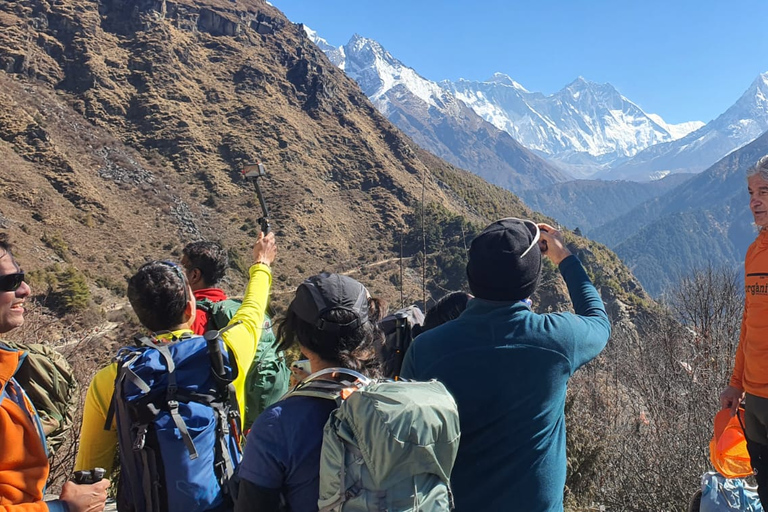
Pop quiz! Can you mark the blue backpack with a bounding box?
[698,471,763,512]
[107,330,242,512]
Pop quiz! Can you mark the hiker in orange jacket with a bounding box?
[0,235,110,512]
[721,154,768,507]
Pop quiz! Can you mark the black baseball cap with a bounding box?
[290,273,369,333]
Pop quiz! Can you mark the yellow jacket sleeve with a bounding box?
[74,363,118,475]
[222,263,272,424]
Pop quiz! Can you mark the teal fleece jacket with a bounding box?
[400,255,610,512]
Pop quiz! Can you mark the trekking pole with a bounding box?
[241,162,271,235]
[204,321,242,380]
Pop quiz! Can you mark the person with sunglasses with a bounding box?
[0,236,111,512]
[400,219,611,512]
[74,232,277,501]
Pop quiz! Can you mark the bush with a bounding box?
[565,264,741,510]
[42,232,71,262]
[54,267,91,313]
[95,275,126,296]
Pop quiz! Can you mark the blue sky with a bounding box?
[271,0,768,125]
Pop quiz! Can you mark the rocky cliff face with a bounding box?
[0,0,651,329]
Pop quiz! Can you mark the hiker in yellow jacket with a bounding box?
[74,232,277,476]
[721,154,768,508]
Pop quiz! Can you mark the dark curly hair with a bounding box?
[277,297,387,378]
[422,291,471,332]
[127,261,189,333]
[182,241,228,287]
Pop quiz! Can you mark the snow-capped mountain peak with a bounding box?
[646,114,705,140]
[603,70,768,180]
[442,75,703,175]
[328,34,457,114]
[303,25,345,69]
[308,29,569,190]
[485,72,529,92]
[308,28,712,180]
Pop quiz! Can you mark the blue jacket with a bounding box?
[400,255,610,512]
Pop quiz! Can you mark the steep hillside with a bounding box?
[0,0,652,338]
[0,0,440,301]
[612,203,746,296]
[519,173,692,235]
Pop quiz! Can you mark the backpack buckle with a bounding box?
[133,425,147,451]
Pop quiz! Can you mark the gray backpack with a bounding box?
[286,368,460,511]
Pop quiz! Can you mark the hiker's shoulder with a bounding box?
[193,288,228,302]
[277,395,336,419]
[91,362,118,389]
[252,396,333,439]
[0,342,23,379]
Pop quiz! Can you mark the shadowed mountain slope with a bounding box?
[592,131,768,295]
[519,173,692,235]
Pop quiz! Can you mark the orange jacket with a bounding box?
[731,229,768,397]
[0,344,64,511]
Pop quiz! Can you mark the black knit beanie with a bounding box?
[466,218,542,301]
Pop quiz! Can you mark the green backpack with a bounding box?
[196,298,290,430]
[287,368,460,511]
[3,340,78,456]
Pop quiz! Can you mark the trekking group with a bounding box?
[1,155,767,511]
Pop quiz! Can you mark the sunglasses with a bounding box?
[497,218,540,258]
[160,261,190,305]
[0,272,25,292]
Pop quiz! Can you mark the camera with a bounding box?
[72,467,105,485]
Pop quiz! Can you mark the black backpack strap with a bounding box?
[211,401,236,485]
[139,440,160,510]
[202,324,244,499]
[203,326,243,422]
[104,350,146,431]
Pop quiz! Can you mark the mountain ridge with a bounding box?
[441,74,702,176]
[603,72,768,181]
[590,130,768,295]
[308,31,570,191]
[0,0,651,324]
[519,173,693,235]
